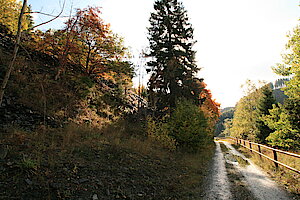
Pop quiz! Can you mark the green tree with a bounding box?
[262,102,300,149]
[222,118,232,137]
[168,99,209,151]
[230,81,275,143]
[214,107,234,136]
[146,99,210,152]
[147,0,201,111]
[230,81,260,140]
[256,85,275,143]
[262,24,300,149]
[230,94,259,140]
[273,25,300,100]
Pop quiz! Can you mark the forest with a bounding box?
[0,0,299,199]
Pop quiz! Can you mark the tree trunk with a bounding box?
[0,0,27,106]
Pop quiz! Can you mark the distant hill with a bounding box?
[221,107,235,113]
[215,107,235,136]
[273,88,288,104]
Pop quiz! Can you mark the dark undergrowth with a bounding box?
[0,121,215,200]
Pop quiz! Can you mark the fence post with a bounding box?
[273,150,279,168]
[249,142,252,152]
[258,145,262,158]
[243,140,246,146]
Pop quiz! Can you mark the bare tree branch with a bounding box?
[25,11,70,18]
[0,0,27,106]
[28,0,66,31]
[0,0,66,106]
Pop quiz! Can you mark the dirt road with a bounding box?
[203,142,232,199]
[203,141,294,200]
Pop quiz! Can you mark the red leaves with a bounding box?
[199,81,221,133]
[24,6,133,88]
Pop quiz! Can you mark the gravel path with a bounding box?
[204,142,232,200]
[223,141,292,200]
[203,141,293,200]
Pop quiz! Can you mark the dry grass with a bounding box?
[0,121,215,199]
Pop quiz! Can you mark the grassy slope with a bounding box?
[0,123,214,200]
[0,30,215,200]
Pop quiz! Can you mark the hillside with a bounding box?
[0,123,214,199]
[214,107,235,136]
[0,20,215,199]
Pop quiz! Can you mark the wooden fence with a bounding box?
[230,137,300,174]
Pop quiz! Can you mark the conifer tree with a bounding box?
[147,0,202,111]
[256,85,275,143]
[262,25,300,149]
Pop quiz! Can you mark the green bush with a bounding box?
[147,116,177,151]
[147,99,210,152]
[168,99,209,151]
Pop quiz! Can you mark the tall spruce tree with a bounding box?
[147,0,202,111]
[256,85,275,143]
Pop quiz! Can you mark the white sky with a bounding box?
[30,0,300,108]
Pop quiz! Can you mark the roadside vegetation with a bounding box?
[219,21,300,195]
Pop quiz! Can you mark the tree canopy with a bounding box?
[147,0,202,111]
[273,25,300,100]
[261,25,300,149]
[29,7,133,86]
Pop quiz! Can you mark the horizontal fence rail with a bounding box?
[229,137,300,174]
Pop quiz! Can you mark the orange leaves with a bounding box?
[22,6,134,97]
[65,7,125,75]
[199,81,221,134]
[27,6,132,82]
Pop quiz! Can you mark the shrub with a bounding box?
[18,157,38,171]
[147,116,177,151]
[168,99,209,151]
[147,99,210,152]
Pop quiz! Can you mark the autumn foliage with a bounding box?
[0,6,135,125]
[199,81,221,135]
[28,7,133,85]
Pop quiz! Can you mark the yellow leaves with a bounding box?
[0,0,31,33]
[100,72,116,82]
